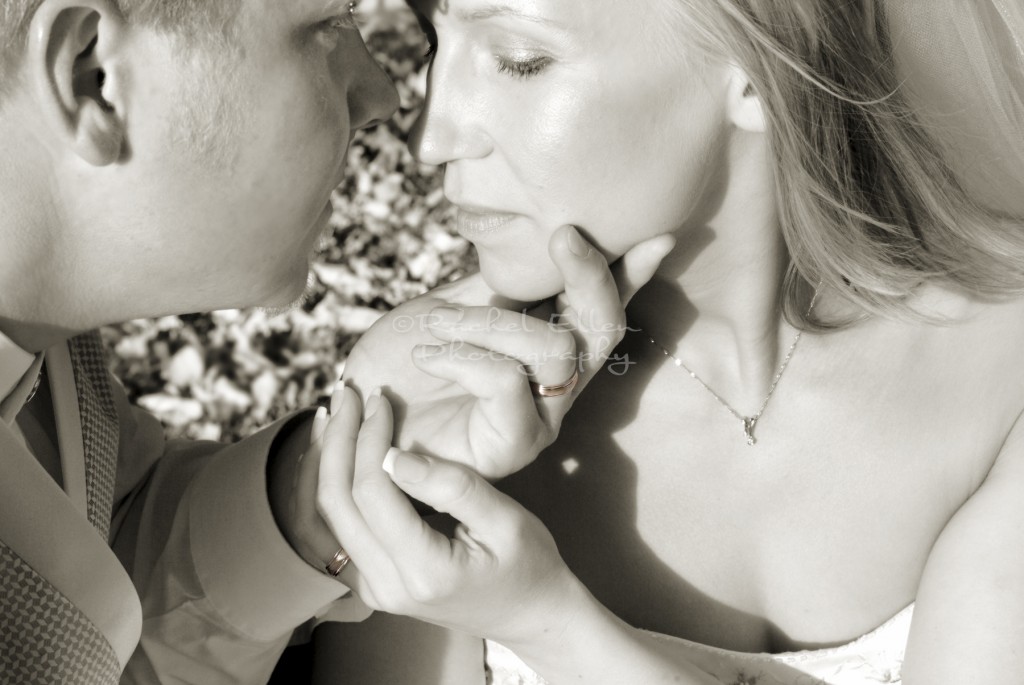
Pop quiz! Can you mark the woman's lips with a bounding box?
[455,206,520,238]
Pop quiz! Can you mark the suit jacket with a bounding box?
[0,332,369,684]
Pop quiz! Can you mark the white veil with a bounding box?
[886,0,1024,217]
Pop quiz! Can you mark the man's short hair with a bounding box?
[0,0,241,96]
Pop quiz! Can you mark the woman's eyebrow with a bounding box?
[455,4,567,29]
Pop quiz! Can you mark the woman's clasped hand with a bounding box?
[315,380,583,648]
[338,225,674,480]
[314,227,673,639]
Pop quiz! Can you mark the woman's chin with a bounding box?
[479,263,564,303]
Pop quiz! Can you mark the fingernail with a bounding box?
[311,406,329,443]
[330,380,346,416]
[382,446,401,476]
[414,344,446,360]
[566,226,592,258]
[429,307,464,326]
[365,387,383,418]
[384,450,431,484]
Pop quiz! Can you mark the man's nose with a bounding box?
[350,54,400,131]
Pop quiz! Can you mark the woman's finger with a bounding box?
[411,342,549,471]
[316,384,397,589]
[411,341,533,401]
[350,393,461,584]
[548,226,675,386]
[384,450,522,545]
[424,306,577,387]
[610,232,677,306]
[551,232,676,312]
[325,564,383,615]
[546,225,630,392]
[289,404,341,568]
[548,225,622,332]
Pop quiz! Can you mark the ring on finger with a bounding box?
[530,368,580,398]
[325,547,351,577]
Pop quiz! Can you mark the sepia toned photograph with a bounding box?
[1,1,1023,683]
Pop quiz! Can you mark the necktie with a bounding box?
[68,331,119,541]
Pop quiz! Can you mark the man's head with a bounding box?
[0,0,399,348]
[0,0,239,91]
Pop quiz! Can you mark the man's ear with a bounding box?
[28,0,127,166]
[726,65,766,134]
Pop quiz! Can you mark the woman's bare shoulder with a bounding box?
[919,285,1024,440]
[912,283,1024,359]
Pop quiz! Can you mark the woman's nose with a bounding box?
[408,101,450,166]
[350,52,400,131]
[407,64,491,167]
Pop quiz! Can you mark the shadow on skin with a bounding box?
[285,159,832,681]
[497,222,842,661]
[275,237,828,683]
[309,611,485,684]
[497,318,831,666]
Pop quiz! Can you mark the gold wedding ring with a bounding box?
[326,548,351,577]
[530,369,580,398]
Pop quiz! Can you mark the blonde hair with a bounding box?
[670,0,1024,329]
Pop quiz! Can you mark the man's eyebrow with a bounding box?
[454,4,567,29]
[312,0,351,15]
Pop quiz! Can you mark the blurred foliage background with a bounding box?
[101,10,476,443]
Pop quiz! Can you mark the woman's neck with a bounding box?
[628,140,797,410]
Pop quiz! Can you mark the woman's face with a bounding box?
[409,0,735,300]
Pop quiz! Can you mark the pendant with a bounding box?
[743,417,758,446]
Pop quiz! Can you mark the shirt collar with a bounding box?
[0,328,44,424]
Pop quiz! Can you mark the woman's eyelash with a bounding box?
[496,56,552,80]
[416,18,438,59]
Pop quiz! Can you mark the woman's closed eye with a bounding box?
[495,52,553,80]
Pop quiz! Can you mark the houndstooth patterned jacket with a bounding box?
[0,332,360,684]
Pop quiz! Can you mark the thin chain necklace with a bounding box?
[644,289,820,447]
